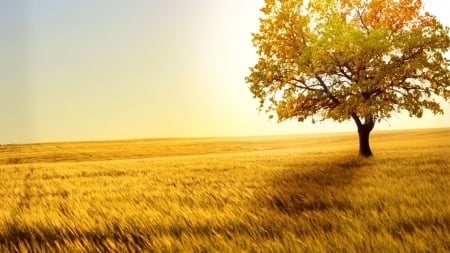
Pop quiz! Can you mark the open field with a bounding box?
[0,128,449,252]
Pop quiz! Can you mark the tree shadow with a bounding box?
[257,156,366,215]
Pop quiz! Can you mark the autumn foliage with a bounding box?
[246,0,450,156]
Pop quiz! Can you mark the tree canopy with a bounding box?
[246,0,450,156]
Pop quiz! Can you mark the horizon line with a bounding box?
[2,126,449,146]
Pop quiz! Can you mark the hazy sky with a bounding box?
[1,0,449,143]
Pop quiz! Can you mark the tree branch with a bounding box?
[351,112,362,128]
[356,8,370,34]
[315,75,341,106]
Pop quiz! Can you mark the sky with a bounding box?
[0,0,449,144]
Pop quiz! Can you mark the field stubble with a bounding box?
[0,128,449,252]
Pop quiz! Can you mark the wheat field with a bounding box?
[0,128,449,252]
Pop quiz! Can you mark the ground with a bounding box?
[0,128,449,252]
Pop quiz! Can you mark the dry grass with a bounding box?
[0,128,449,252]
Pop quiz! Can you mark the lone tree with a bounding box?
[246,0,450,157]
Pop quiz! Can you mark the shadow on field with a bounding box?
[259,156,365,215]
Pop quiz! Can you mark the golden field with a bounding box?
[0,128,449,252]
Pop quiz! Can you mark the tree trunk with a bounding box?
[352,114,375,157]
[358,124,373,157]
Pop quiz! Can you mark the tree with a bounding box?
[246,0,450,157]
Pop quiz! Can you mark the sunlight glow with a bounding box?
[0,0,448,143]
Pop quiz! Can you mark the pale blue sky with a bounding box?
[0,0,449,143]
